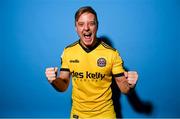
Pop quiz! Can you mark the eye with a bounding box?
[89,21,96,26]
[78,22,84,27]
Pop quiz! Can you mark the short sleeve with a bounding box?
[60,49,70,72]
[112,50,125,77]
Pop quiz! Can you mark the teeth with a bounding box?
[84,32,91,35]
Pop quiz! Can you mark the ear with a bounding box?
[75,25,77,32]
[75,22,78,32]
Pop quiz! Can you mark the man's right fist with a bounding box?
[45,67,58,83]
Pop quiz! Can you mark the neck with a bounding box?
[80,39,97,49]
[79,38,100,53]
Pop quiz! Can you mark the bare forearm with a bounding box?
[115,76,135,94]
[51,78,69,92]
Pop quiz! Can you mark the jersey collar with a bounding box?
[79,39,101,53]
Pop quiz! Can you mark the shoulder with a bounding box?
[65,40,79,49]
[100,40,116,51]
[62,40,80,57]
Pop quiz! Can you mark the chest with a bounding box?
[67,51,113,75]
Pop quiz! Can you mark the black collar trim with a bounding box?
[79,39,101,53]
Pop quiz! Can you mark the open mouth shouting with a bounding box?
[83,32,92,40]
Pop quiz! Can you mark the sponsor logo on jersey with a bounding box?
[71,71,105,80]
[97,58,106,67]
[70,59,79,63]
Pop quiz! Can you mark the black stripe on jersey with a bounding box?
[60,68,70,72]
[65,40,79,49]
[101,41,116,51]
[113,73,125,77]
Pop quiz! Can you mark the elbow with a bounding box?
[56,86,68,92]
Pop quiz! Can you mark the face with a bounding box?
[75,13,98,47]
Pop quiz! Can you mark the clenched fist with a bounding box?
[124,71,138,86]
[45,67,58,83]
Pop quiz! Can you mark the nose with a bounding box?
[84,23,90,31]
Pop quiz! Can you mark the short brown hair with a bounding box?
[75,6,98,27]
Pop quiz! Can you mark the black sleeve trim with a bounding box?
[113,73,125,77]
[60,68,70,72]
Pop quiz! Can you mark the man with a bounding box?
[45,6,138,118]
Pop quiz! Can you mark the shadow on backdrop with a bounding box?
[99,36,153,118]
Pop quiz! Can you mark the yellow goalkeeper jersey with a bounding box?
[60,39,125,119]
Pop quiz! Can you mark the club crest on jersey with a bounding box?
[97,58,106,67]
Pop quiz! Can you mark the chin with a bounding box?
[85,41,94,46]
[82,40,93,46]
[84,43,92,47]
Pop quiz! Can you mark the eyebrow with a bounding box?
[77,20,96,23]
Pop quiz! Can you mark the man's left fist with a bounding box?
[124,71,138,85]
